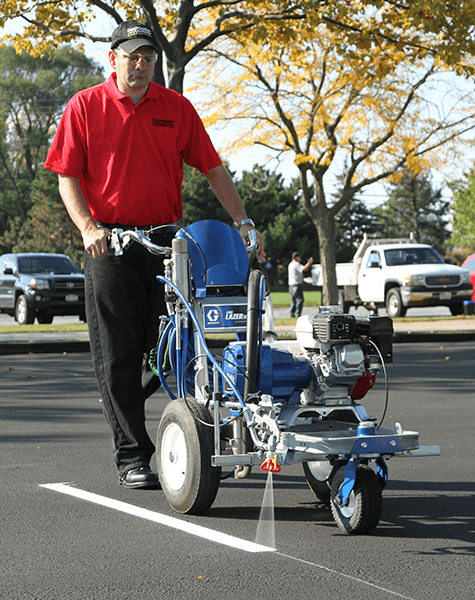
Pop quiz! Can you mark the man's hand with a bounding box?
[303,256,314,273]
[83,225,110,258]
[239,224,266,263]
[58,174,110,257]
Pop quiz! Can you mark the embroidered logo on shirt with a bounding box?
[152,118,175,128]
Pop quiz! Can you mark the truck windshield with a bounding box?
[17,256,80,274]
[384,247,443,266]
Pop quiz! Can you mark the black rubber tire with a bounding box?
[385,288,406,318]
[330,464,382,534]
[15,294,35,325]
[338,289,352,314]
[157,398,221,515]
[303,460,345,505]
[449,304,464,316]
[37,312,54,324]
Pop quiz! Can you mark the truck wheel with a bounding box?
[157,398,221,515]
[15,294,35,325]
[338,289,352,314]
[449,305,464,316]
[330,464,382,534]
[385,288,406,318]
[37,311,54,324]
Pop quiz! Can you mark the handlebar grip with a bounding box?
[246,229,258,255]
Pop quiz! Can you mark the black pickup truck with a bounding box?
[0,253,85,325]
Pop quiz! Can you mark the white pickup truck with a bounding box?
[310,234,473,317]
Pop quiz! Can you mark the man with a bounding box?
[288,252,313,318]
[45,21,264,489]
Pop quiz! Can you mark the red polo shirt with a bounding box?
[45,73,222,226]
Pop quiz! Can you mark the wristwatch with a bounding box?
[236,218,255,229]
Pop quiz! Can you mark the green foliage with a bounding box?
[333,196,379,261]
[181,164,232,226]
[0,45,103,237]
[374,170,450,254]
[235,165,318,284]
[0,170,84,265]
[450,169,475,250]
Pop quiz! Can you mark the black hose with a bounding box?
[243,270,264,400]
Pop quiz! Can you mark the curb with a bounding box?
[393,331,475,343]
[0,340,90,355]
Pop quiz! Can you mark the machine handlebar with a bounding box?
[110,225,258,259]
[110,228,172,256]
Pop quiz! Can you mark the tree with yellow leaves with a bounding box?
[193,22,475,303]
[4,2,475,302]
[3,1,475,93]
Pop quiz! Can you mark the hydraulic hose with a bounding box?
[243,270,265,400]
[155,276,248,412]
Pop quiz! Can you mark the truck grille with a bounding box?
[54,279,84,292]
[425,275,460,287]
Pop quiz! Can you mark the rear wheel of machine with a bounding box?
[330,465,382,534]
[303,461,343,506]
[157,398,221,515]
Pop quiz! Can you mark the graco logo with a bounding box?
[206,309,220,323]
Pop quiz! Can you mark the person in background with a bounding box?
[288,251,313,318]
[44,20,265,489]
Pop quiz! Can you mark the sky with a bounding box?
[1,10,467,209]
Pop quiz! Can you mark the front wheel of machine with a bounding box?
[303,460,345,506]
[330,465,382,534]
[157,398,221,515]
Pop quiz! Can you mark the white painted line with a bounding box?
[39,483,275,554]
[276,553,415,600]
[40,483,414,598]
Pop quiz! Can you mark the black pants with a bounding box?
[84,234,172,476]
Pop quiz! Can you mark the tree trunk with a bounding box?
[152,50,166,87]
[167,60,185,94]
[316,208,338,306]
[298,165,339,306]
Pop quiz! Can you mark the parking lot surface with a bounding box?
[2,341,474,599]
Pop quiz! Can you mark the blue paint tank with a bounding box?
[222,343,311,404]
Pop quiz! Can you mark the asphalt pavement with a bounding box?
[2,342,474,599]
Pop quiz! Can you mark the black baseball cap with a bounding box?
[292,252,300,260]
[111,20,158,53]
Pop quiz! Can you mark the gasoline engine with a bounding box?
[223,306,393,408]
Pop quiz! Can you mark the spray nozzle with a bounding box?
[260,454,281,473]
